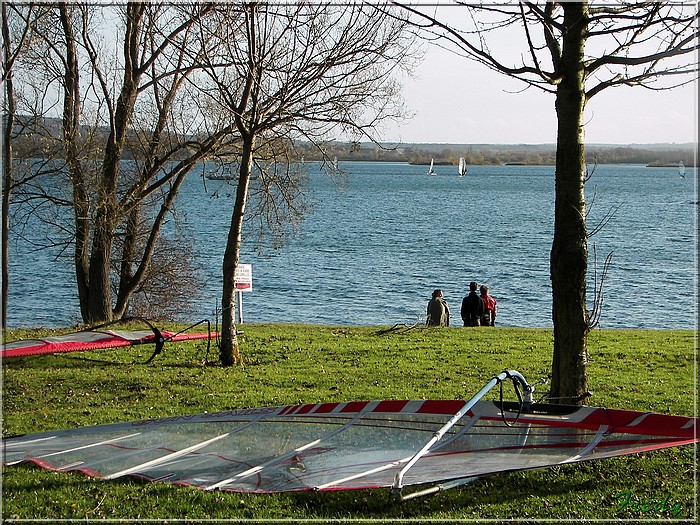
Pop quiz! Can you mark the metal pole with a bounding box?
[391,370,532,498]
[237,291,243,324]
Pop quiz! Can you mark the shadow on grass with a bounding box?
[2,353,142,369]
[4,461,692,521]
[276,468,607,520]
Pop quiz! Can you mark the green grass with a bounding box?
[2,323,697,522]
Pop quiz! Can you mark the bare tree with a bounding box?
[10,2,238,324]
[397,1,698,403]
[1,2,36,336]
[197,3,417,365]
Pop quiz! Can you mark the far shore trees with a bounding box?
[197,3,417,365]
[398,2,698,403]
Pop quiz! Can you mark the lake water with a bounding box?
[6,161,697,330]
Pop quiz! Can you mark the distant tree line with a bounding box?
[295,140,695,167]
[8,116,694,168]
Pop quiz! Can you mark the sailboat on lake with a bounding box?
[427,158,435,175]
[458,157,467,177]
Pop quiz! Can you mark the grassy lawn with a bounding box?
[1,323,697,522]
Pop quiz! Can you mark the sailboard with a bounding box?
[427,158,435,175]
[679,160,686,178]
[2,371,696,501]
[458,157,467,177]
[2,318,216,363]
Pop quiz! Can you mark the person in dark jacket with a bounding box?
[461,281,484,327]
[426,289,450,326]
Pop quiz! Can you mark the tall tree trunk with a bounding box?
[220,135,255,366]
[114,206,139,318]
[57,3,93,322]
[1,3,13,336]
[58,2,116,324]
[549,2,590,405]
[83,2,144,323]
[85,223,113,323]
[218,2,258,366]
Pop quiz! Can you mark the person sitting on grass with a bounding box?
[426,289,450,327]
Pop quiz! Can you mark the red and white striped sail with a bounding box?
[3,398,696,495]
[2,329,215,359]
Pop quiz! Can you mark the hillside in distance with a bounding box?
[295,141,696,167]
[8,115,694,167]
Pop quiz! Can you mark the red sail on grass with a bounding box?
[2,391,696,498]
[2,330,215,359]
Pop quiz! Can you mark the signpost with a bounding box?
[234,264,252,324]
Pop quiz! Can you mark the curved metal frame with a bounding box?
[391,370,534,501]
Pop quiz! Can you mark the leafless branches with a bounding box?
[395,2,699,99]
[588,244,614,331]
[195,3,418,364]
[6,3,241,323]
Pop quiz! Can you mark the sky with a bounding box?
[383,31,698,146]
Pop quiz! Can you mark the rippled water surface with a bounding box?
[7,162,696,329]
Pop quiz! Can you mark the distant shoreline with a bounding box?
[296,141,697,167]
[352,159,693,168]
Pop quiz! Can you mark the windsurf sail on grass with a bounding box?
[2,317,216,363]
[2,371,696,500]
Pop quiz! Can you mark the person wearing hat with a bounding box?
[461,281,484,327]
[426,289,450,326]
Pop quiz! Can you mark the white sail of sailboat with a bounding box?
[428,158,435,175]
[458,157,467,177]
[679,160,686,178]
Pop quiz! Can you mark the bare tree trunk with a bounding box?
[57,3,93,323]
[220,136,254,366]
[1,112,10,336]
[1,3,12,335]
[549,2,590,404]
[64,0,120,324]
[83,2,144,324]
[115,207,139,317]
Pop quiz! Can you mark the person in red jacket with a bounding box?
[479,284,497,327]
